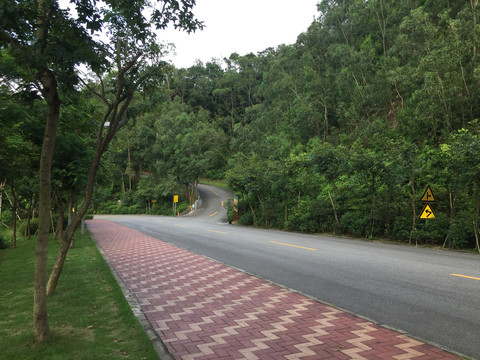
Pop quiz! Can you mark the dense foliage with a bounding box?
[90,0,480,250]
[2,0,480,251]
[1,0,203,342]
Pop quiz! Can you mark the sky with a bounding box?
[159,0,320,68]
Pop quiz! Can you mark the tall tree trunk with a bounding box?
[323,104,328,141]
[10,182,17,249]
[46,231,70,296]
[410,172,416,245]
[472,0,478,57]
[33,0,60,341]
[70,191,77,249]
[370,177,376,238]
[328,189,340,231]
[0,180,4,226]
[34,67,60,342]
[4,189,20,220]
[55,191,65,244]
[26,197,35,238]
[474,192,480,253]
[127,140,132,191]
[248,200,257,225]
[257,196,267,227]
[443,188,458,249]
[373,0,388,57]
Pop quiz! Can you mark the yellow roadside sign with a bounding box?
[421,185,436,202]
[173,195,179,203]
[420,204,435,219]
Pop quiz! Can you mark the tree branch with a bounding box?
[79,77,109,104]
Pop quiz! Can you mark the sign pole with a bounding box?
[173,195,178,216]
[419,185,436,219]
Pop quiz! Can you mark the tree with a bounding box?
[1,0,105,341]
[0,54,41,246]
[46,0,204,292]
[440,130,480,249]
[311,141,346,231]
[1,0,202,342]
[149,100,227,203]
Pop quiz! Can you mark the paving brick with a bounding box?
[87,219,461,360]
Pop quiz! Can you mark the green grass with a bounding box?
[0,230,160,360]
[199,178,231,191]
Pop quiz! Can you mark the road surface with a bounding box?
[96,184,480,359]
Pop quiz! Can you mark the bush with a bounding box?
[285,209,317,233]
[240,212,254,225]
[414,215,450,246]
[339,211,370,237]
[0,233,9,249]
[51,213,68,232]
[449,220,475,249]
[17,218,39,237]
[1,210,12,227]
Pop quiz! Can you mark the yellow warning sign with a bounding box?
[421,185,436,202]
[420,204,435,219]
[173,195,178,203]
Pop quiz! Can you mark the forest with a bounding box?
[2,0,480,255]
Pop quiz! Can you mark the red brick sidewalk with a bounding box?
[87,219,460,360]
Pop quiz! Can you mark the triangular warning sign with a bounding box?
[420,204,436,219]
[421,185,436,202]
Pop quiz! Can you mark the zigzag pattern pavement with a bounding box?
[87,219,459,360]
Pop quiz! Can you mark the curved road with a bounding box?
[96,184,480,359]
[184,183,232,223]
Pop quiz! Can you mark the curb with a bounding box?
[96,246,173,360]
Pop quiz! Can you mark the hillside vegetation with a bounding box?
[2,0,480,250]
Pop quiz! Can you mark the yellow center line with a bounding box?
[207,229,227,235]
[174,224,186,228]
[207,188,220,196]
[210,212,218,217]
[451,273,480,281]
[270,241,317,251]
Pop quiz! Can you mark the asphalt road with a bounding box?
[96,184,480,359]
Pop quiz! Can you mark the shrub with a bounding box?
[392,217,412,240]
[285,209,317,233]
[240,212,254,225]
[339,211,370,237]
[17,218,39,237]
[0,233,9,249]
[449,221,475,249]
[414,215,449,246]
[1,210,12,227]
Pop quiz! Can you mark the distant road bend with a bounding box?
[96,183,480,359]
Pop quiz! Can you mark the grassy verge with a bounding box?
[199,178,231,191]
[0,230,160,360]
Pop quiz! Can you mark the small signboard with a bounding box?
[421,185,436,202]
[420,204,435,219]
[173,195,179,203]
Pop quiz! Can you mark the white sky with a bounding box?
[159,0,320,68]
